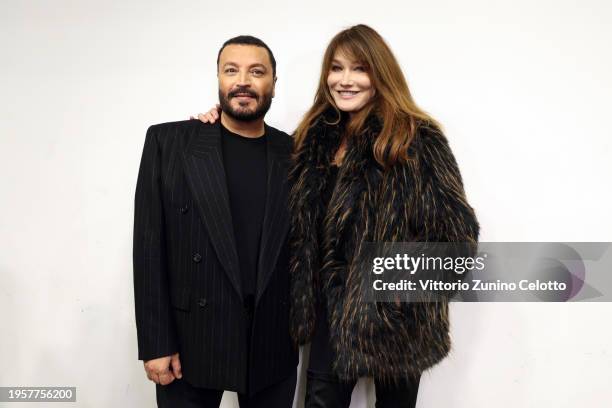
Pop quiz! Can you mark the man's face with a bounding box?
[218,44,275,122]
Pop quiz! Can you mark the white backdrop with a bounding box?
[1,0,611,407]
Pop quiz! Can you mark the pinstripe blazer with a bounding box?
[133,119,297,395]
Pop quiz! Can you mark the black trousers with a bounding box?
[305,299,420,408]
[155,374,297,408]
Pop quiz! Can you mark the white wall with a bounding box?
[1,0,611,406]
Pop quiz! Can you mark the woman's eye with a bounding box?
[331,65,342,72]
[354,66,366,72]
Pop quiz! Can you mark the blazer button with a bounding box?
[179,204,189,214]
[197,298,207,308]
[193,253,202,263]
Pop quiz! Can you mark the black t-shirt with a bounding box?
[220,124,268,298]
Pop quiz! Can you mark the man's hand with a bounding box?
[143,352,182,385]
[189,104,221,124]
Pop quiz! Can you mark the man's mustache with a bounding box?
[228,88,258,99]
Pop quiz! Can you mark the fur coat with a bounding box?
[288,111,480,383]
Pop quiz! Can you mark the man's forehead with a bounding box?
[219,44,272,67]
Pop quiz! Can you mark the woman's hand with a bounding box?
[190,104,221,123]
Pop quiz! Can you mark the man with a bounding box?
[133,36,297,407]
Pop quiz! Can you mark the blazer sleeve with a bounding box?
[413,127,480,297]
[415,127,480,243]
[133,125,178,361]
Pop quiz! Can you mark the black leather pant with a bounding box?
[306,299,420,408]
[305,370,420,408]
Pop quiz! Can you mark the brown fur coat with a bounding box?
[288,111,480,382]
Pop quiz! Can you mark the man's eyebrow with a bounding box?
[221,62,268,70]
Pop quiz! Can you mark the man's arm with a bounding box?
[133,125,178,361]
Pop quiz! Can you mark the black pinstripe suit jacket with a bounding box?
[133,119,297,395]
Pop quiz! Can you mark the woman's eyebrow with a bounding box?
[331,59,364,66]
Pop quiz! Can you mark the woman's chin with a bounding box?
[333,100,366,114]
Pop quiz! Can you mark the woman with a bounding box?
[199,24,479,408]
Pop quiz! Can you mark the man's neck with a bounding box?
[220,113,265,138]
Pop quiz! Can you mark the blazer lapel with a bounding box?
[256,127,292,304]
[182,122,242,299]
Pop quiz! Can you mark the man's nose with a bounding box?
[237,71,251,87]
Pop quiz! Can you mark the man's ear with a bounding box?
[272,76,277,98]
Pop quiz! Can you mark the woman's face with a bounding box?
[327,51,375,114]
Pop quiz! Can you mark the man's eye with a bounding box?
[252,70,264,76]
[225,68,237,73]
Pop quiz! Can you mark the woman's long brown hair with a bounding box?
[294,24,441,168]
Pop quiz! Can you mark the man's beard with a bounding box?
[218,87,273,122]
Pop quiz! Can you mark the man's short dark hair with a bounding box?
[217,35,277,78]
